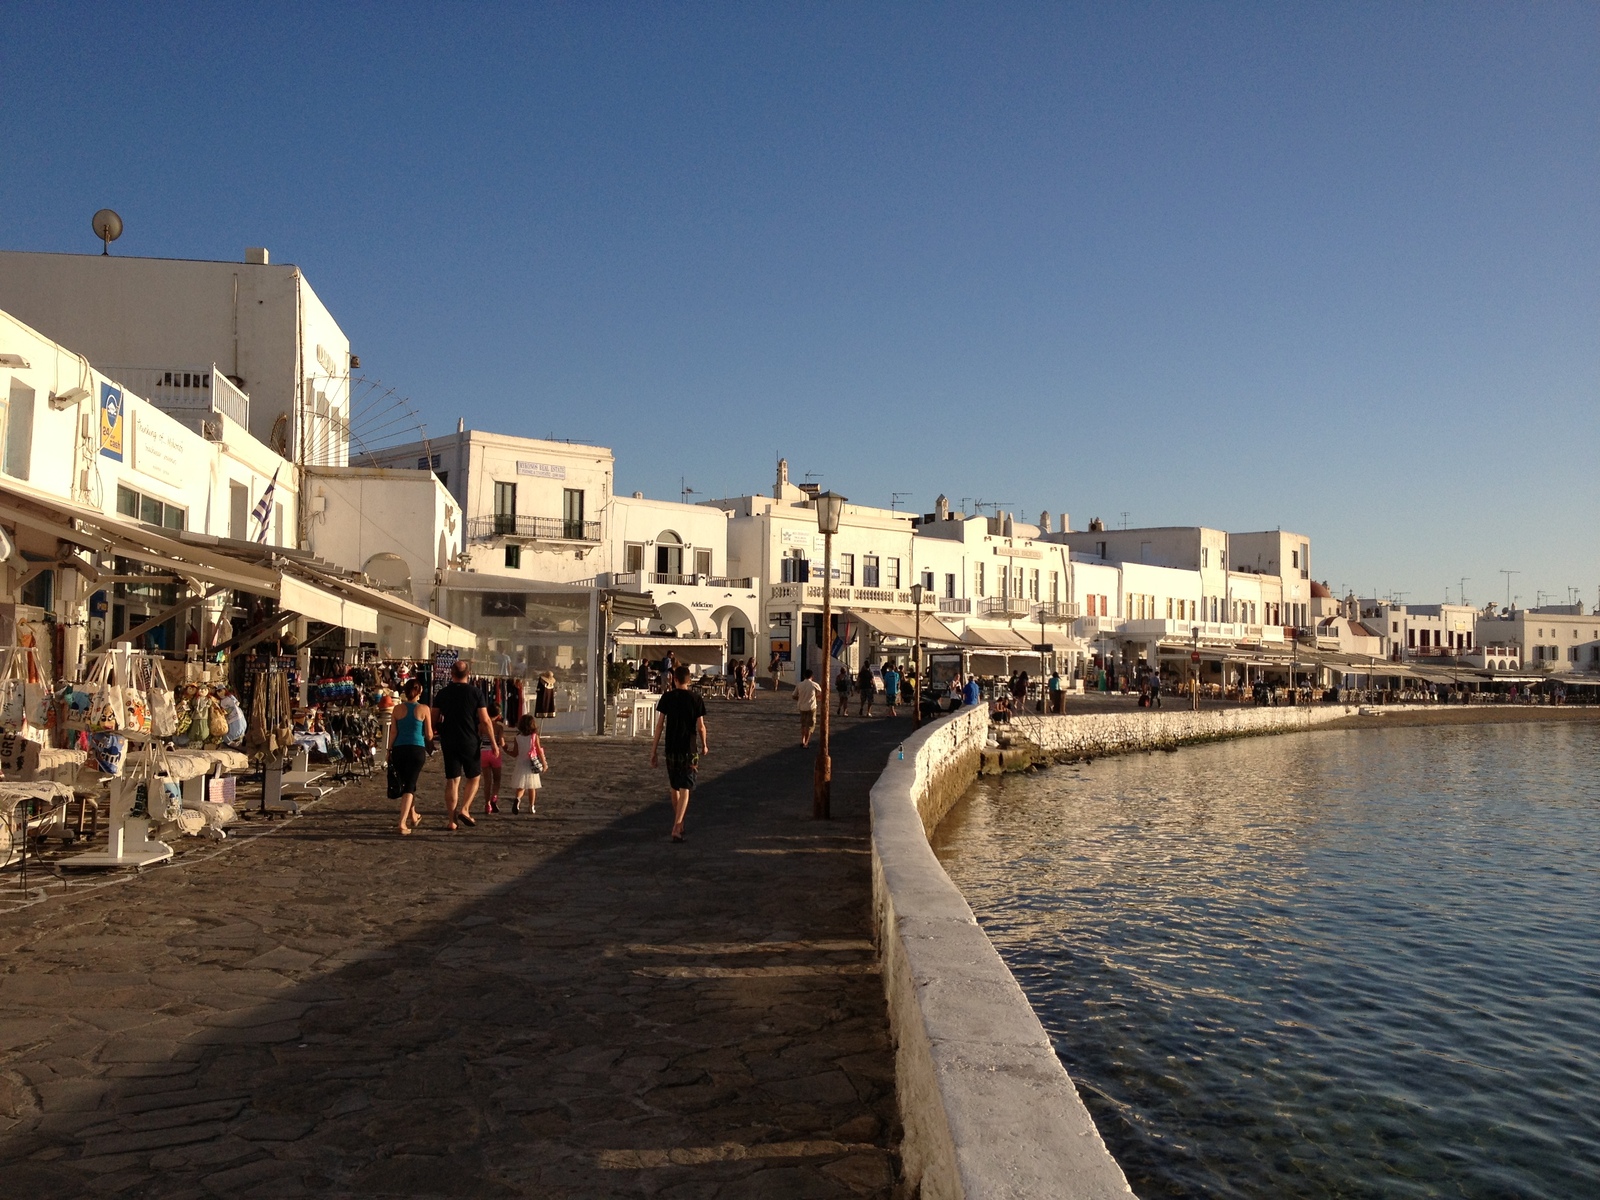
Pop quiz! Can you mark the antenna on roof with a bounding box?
[890,492,912,512]
[91,209,123,255]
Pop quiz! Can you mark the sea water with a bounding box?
[933,721,1600,1199]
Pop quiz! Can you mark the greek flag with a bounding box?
[252,468,279,544]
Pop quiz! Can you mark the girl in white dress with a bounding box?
[508,713,549,814]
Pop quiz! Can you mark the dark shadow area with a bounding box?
[0,695,908,1198]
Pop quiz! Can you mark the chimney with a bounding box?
[775,457,789,500]
[1038,510,1051,533]
[1003,513,1014,537]
[935,494,949,521]
[244,247,269,265]
[1059,512,1069,534]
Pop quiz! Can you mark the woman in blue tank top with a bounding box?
[388,679,433,834]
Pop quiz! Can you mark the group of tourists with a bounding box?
[726,656,761,699]
[385,659,551,836]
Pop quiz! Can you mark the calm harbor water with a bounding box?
[933,721,1600,1199]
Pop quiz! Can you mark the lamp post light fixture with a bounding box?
[910,582,925,729]
[813,491,846,820]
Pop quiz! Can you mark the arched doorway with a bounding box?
[654,531,683,578]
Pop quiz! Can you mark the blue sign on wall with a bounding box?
[99,383,124,461]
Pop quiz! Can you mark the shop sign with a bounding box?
[515,460,566,480]
[781,529,822,552]
[99,383,124,461]
[770,637,791,662]
[132,408,186,487]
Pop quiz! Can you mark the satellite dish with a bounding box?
[91,209,123,255]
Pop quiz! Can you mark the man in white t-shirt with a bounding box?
[793,667,822,746]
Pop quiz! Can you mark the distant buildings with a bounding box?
[0,239,1592,736]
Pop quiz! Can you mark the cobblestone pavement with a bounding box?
[0,691,910,1198]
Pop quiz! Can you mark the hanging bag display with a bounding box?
[22,646,52,733]
[84,653,126,732]
[121,650,151,735]
[0,648,26,731]
[147,657,178,738]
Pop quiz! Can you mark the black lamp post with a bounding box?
[910,582,925,729]
[813,490,845,819]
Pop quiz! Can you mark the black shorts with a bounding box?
[441,738,481,780]
[664,753,698,791]
[387,745,427,799]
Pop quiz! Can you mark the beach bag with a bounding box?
[0,647,26,731]
[84,654,125,732]
[89,731,126,776]
[220,693,247,744]
[22,646,51,731]
[146,658,178,738]
[208,694,230,742]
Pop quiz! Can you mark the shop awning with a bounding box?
[614,635,726,665]
[846,610,964,644]
[962,624,1033,650]
[605,590,661,623]
[0,481,380,632]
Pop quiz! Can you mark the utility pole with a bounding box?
[1500,569,1519,611]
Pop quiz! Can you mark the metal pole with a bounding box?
[814,531,833,819]
[913,590,923,729]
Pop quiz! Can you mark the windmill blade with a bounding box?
[345,375,432,466]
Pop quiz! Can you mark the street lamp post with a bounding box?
[813,491,846,820]
[911,583,925,729]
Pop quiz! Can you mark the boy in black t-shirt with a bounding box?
[650,665,709,843]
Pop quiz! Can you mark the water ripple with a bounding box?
[933,722,1600,1199]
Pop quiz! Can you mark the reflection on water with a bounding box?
[933,722,1600,1200]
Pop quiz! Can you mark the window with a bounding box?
[781,555,809,583]
[887,558,900,589]
[1051,572,1060,603]
[1201,548,1209,568]
[624,543,644,573]
[1291,549,1299,569]
[1029,570,1039,600]
[19,561,52,611]
[1167,597,1174,619]
[1408,629,1416,647]
[694,549,712,578]
[504,544,521,569]
[273,503,282,545]
[562,488,585,539]
[1299,543,1309,579]
[729,627,746,656]
[493,481,517,534]
[655,532,683,576]
[116,484,186,531]
[975,562,985,597]
[838,553,855,586]
[921,570,934,591]
[229,482,249,540]
[863,555,880,588]
[945,573,956,599]
[4,381,34,480]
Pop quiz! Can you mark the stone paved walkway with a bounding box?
[0,691,909,1198]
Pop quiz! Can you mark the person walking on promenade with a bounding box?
[794,667,821,746]
[746,657,758,699]
[1150,670,1163,709]
[857,661,876,717]
[1049,668,1064,714]
[650,664,708,843]
[836,664,852,717]
[882,661,901,717]
[507,713,548,814]
[1011,671,1029,712]
[433,660,497,830]
[387,678,432,835]
[480,701,506,813]
[768,653,782,693]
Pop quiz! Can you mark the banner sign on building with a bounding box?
[99,383,124,461]
[132,408,186,487]
[516,460,566,480]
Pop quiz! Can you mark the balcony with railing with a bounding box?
[936,597,972,615]
[467,514,602,544]
[103,363,250,430]
[978,596,1032,618]
[1033,600,1080,623]
[768,582,918,608]
[603,571,755,592]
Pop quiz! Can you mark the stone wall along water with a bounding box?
[870,707,1134,1199]
[1010,703,1358,760]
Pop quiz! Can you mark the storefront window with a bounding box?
[446,586,592,725]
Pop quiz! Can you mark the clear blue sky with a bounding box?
[4,4,1595,609]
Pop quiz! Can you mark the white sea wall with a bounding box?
[1011,703,1358,759]
[870,706,1134,1199]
